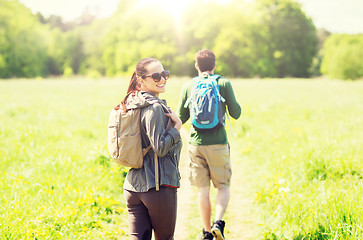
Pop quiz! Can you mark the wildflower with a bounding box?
[278,187,290,193]
[278,178,286,185]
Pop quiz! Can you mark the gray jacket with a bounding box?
[123,91,182,192]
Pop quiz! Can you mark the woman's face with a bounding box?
[139,61,167,97]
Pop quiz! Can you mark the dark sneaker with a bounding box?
[211,220,225,240]
[201,229,214,240]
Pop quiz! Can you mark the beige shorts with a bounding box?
[188,144,231,189]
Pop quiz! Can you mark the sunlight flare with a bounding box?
[138,0,191,21]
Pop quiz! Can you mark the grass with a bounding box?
[1,77,363,239]
[231,79,363,239]
[0,79,129,239]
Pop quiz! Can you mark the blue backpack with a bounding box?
[184,73,225,131]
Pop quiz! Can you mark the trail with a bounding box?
[224,141,259,240]
[174,128,196,240]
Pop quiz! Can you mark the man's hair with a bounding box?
[195,49,216,72]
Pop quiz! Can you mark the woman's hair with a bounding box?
[117,58,159,112]
[195,49,216,72]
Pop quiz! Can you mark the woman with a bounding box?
[120,58,182,240]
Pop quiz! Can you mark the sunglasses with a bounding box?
[141,71,170,82]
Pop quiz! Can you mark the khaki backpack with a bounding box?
[108,106,150,168]
[108,102,171,191]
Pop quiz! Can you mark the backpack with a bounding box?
[107,99,172,191]
[184,73,225,131]
[107,106,151,169]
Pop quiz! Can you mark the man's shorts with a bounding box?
[188,144,231,189]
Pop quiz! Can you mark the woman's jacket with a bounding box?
[123,91,182,192]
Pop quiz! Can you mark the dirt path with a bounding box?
[174,128,196,240]
[224,141,259,239]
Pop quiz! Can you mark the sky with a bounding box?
[18,0,363,34]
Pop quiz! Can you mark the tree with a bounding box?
[213,3,256,77]
[101,2,179,76]
[0,0,47,78]
[253,0,318,77]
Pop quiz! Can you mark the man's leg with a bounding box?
[215,186,230,220]
[188,145,214,239]
[198,186,211,232]
[204,144,231,240]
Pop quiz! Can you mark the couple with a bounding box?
[119,49,241,240]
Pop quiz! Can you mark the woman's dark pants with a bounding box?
[124,187,177,240]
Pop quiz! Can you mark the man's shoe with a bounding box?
[211,220,225,240]
[201,229,214,240]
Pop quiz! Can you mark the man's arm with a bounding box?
[177,83,190,124]
[223,79,241,119]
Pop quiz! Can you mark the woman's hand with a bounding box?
[165,109,182,132]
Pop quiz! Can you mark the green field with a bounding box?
[1,78,363,239]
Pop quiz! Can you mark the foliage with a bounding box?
[63,66,74,77]
[321,34,363,80]
[252,0,318,77]
[0,0,88,78]
[100,2,179,77]
[45,29,84,75]
[0,0,320,79]
[0,0,47,78]
[213,3,257,77]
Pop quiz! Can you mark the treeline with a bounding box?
[0,0,88,78]
[0,0,362,79]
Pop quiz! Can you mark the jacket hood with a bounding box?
[126,91,162,109]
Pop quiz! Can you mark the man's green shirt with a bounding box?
[177,75,241,145]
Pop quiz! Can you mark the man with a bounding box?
[177,49,241,240]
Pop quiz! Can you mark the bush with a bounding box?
[321,34,363,80]
[86,69,102,79]
[63,67,74,77]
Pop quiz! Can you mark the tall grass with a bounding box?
[1,78,362,239]
[232,79,363,239]
[0,79,130,239]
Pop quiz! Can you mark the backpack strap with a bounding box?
[141,105,152,157]
[142,145,152,156]
[155,153,159,191]
[210,75,226,102]
[209,74,221,81]
[184,97,191,108]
